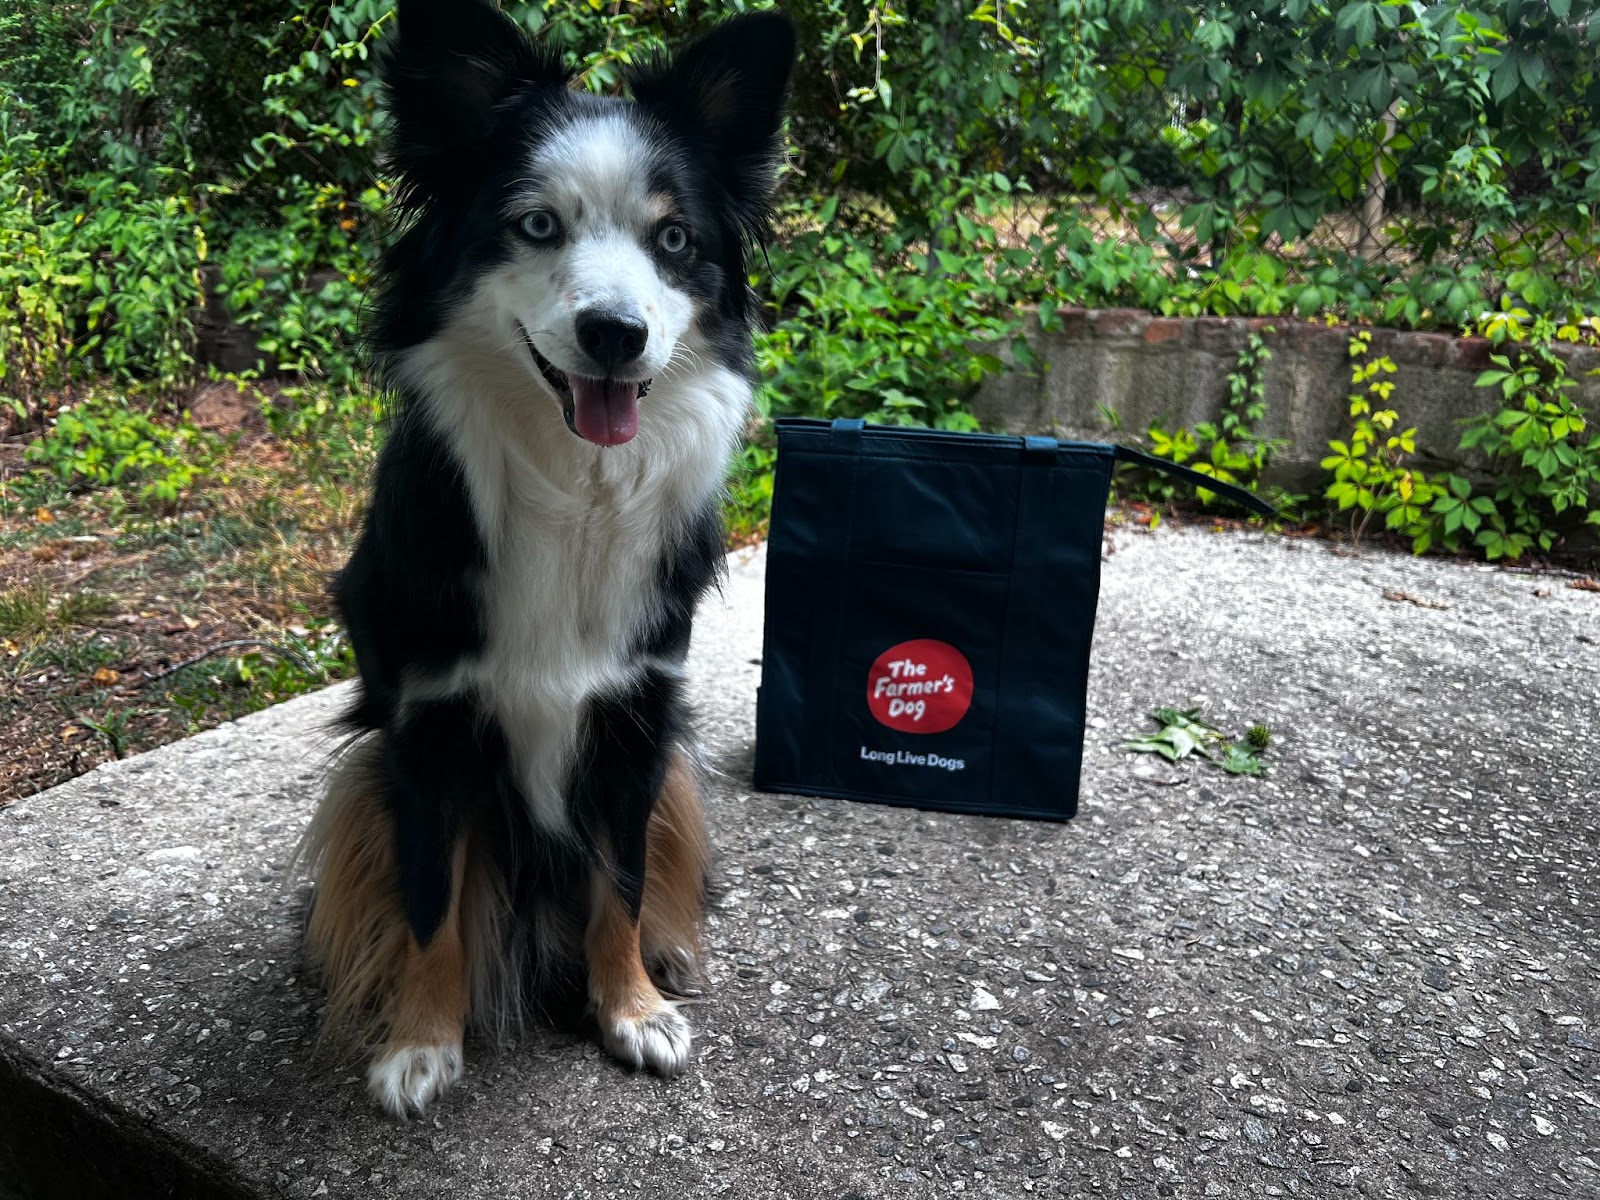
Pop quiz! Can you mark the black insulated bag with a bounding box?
[751,417,1275,822]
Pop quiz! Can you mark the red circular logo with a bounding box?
[866,640,974,734]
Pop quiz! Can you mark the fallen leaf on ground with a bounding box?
[1126,707,1271,777]
[34,508,54,523]
[91,667,120,686]
[1569,577,1600,593]
[1126,706,1223,761]
[1219,743,1268,776]
[1383,589,1450,610]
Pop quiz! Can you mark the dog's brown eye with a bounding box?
[658,223,689,255]
[519,210,560,243]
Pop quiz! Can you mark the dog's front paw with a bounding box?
[600,1001,693,1076]
[647,945,704,999]
[367,1041,464,1118]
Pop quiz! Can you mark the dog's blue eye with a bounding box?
[519,210,559,243]
[658,223,689,255]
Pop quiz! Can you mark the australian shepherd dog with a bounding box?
[299,0,794,1117]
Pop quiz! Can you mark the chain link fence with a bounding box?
[974,21,1600,319]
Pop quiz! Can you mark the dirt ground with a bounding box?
[0,385,367,802]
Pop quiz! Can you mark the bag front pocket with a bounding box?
[813,562,1008,812]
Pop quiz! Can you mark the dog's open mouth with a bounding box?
[521,328,652,448]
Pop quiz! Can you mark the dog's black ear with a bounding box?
[381,0,569,202]
[628,12,796,219]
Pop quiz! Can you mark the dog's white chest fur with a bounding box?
[399,331,746,833]
[476,453,671,832]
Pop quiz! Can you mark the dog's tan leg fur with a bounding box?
[301,739,472,1117]
[362,838,469,1117]
[589,752,706,1074]
[308,741,707,1097]
[302,741,407,1038]
[640,753,709,994]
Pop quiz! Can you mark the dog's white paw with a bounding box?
[601,1001,693,1076]
[367,1041,464,1118]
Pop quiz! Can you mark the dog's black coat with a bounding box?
[332,0,793,1014]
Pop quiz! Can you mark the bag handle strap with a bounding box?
[1112,444,1278,518]
[824,420,1276,518]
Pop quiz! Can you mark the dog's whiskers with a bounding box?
[495,327,559,359]
[661,344,705,379]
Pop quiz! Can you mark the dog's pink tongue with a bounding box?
[569,376,640,446]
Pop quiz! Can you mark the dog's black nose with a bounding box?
[575,310,648,372]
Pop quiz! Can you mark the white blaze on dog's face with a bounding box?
[494,115,698,447]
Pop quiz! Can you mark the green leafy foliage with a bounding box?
[757,198,1017,429]
[0,118,77,430]
[5,0,1600,564]
[1442,313,1600,558]
[4,0,1599,424]
[1146,328,1282,507]
[725,441,777,546]
[261,383,382,468]
[998,210,1172,317]
[214,183,384,386]
[1125,706,1271,776]
[785,0,1600,328]
[74,177,205,389]
[1216,742,1269,778]
[161,625,358,727]
[1125,706,1226,762]
[24,392,218,508]
[1317,312,1600,561]
[1321,328,1442,550]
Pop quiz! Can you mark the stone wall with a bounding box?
[972,307,1600,490]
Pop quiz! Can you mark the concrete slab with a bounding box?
[3,530,1598,1199]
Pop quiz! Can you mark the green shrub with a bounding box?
[1320,329,1442,550]
[1001,211,1172,321]
[6,0,1600,566]
[72,177,204,389]
[0,117,79,429]
[758,198,1020,428]
[1315,313,1600,561]
[725,441,777,544]
[24,392,218,508]
[1442,315,1600,559]
[214,181,383,386]
[1148,328,1281,507]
